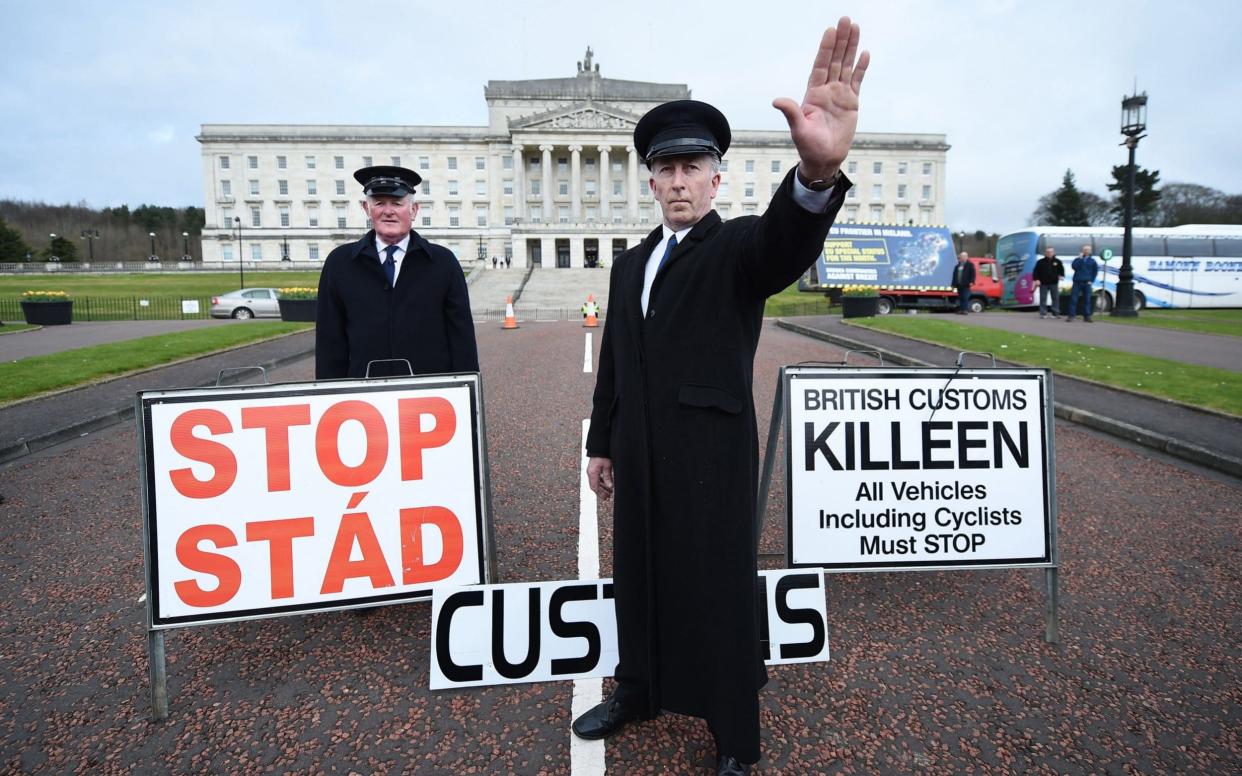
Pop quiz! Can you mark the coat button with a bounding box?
[647,308,655,319]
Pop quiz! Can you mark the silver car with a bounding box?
[209,287,281,319]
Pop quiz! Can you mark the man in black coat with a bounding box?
[572,18,869,776]
[315,166,478,379]
[952,251,978,314]
[1032,246,1066,318]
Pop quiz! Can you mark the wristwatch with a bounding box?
[797,167,843,191]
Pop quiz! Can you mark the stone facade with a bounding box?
[196,50,949,268]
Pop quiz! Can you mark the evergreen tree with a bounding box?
[0,216,32,261]
[1044,169,1089,225]
[42,235,79,262]
[1107,165,1161,226]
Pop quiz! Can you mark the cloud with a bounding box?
[148,126,175,144]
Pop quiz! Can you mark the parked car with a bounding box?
[210,288,281,319]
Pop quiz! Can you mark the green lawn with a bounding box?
[1092,308,1242,337]
[1,323,38,335]
[766,285,835,317]
[849,316,1242,416]
[0,271,323,298]
[0,323,312,405]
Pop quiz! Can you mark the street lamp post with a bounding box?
[80,229,99,261]
[234,216,245,289]
[281,235,289,262]
[182,231,191,260]
[1112,90,1148,318]
[148,232,158,262]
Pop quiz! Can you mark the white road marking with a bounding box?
[138,592,147,604]
[571,418,605,776]
[583,332,593,373]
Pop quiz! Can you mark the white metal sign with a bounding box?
[138,375,491,628]
[786,367,1054,571]
[429,570,829,690]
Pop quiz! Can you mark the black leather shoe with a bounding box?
[716,754,752,775]
[571,693,641,740]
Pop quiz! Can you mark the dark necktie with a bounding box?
[657,235,678,274]
[383,244,398,288]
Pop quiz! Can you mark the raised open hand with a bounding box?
[772,17,870,180]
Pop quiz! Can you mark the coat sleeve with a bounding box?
[734,168,850,299]
[444,262,480,372]
[584,262,621,458]
[315,253,349,379]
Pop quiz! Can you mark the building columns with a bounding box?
[569,145,583,221]
[597,145,611,223]
[540,144,554,220]
[627,145,640,220]
[512,145,525,223]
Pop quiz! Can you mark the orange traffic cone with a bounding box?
[502,295,519,330]
[583,294,599,328]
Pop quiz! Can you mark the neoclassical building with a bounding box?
[197,50,949,268]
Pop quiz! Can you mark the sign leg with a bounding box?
[755,368,786,540]
[149,629,168,720]
[1043,567,1060,644]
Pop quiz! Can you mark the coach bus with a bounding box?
[997,225,1242,310]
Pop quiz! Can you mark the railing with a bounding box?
[1,296,215,322]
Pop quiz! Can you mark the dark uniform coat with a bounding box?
[316,230,479,378]
[585,169,848,760]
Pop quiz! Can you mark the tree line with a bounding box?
[0,200,205,262]
[1031,167,1242,227]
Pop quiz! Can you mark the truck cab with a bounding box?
[876,257,1002,315]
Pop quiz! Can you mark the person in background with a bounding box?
[952,251,976,314]
[1032,246,1065,318]
[1067,244,1098,322]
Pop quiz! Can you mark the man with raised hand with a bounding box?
[575,18,868,776]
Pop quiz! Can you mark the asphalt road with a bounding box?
[0,321,1238,774]
[0,319,240,362]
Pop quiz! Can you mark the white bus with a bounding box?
[997,225,1242,310]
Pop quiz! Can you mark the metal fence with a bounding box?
[472,307,610,323]
[1,296,215,322]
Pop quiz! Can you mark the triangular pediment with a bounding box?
[511,102,642,131]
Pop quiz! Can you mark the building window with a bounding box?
[639,205,651,223]
[276,155,287,169]
[720,160,729,172]
[920,208,932,224]
[870,205,883,221]
[222,244,234,261]
[305,155,316,169]
[640,180,650,196]
[613,180,623,196]
[845,206,858,221]
[448,180,459,196]
[503,180,513,195]
[612,211,623,224]
[476,206,487,226]
[307,180,317,195]
[873,161,883,174]
[449,207,459,227]
[222,207,233,225]
[612,160,622,172]
[422,213,431,227]
[771,160,781,173]
[308,243,320,260]
[391,156,400,166]
[847,160,858,174]
[719,204,731,219]
[872,184,882,199]
[922,185,932,200]
[744,183,754,198]
[530,206,542,223]
[475,181,487,196]
[249,179,260,196]
[897,184,907,200]
[896,206,909,223]
[847,187,858,200]
[420,156,429,170]
[744,204,758,215]
[531,180,541,196]
[898,161,908,175]
[221,180,232,196]
[247,155,258,169]
[363,155,372,167]
[251,243,262,260]
[335,206,347,228]
[503,206,514,225]
[475,156,486,170]
[274,180,286,196]
[364,217,372,230]
[558,182,569,196]
[557,157,568,173]
[923,162,933,175]
[279,206,290,227]
[334,156,344,169]
[585,179,596,196]
[251,207,261,227]
[503,156,513,170]
[530,157,540,171]
[771,182,779,195]
[335,180,345,195]
[422,180,431,196]
[219,156,230,170]
[308,206,319,227]
[719,182,730,197]
[745,160,754,173]
[558,206,569,223]
[586,206,597,222]
[447,156,458,171]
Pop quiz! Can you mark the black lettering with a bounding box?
[436,590,484,683]
[775,574,825,660]
[491,588,541,679]
[957,421,989,469]
[860,423,890,470]
[993,421,1029,468]
[890,423,918,470]
[548,584,601,675]
[804,421,842,471]
[921,421,953,469]
[757,575,770,661]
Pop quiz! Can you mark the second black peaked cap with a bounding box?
[634,99,731,163]
[354,165,422,197]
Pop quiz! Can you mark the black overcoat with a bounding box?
[585,169,848,754]
[315,230,479,379]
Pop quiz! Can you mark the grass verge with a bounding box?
[766,285,835,317]
[0,271,323,298]
[849,316,1242,416]
[1,323,39,335]
[0,322,312,405]
[1087,308,1242,337]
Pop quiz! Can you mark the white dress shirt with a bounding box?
[374,233,412,284]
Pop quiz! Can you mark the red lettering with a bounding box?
[241,404,311,492]
[168,409,237,499]
[400,506,465,584]
[320,512,395,594]
[398,397,457,481]
[316,401,388,487]
[246,517,315,599]
[173,524,241,607]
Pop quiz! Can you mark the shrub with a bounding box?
[21,290,72,302]
[839,284,879,298]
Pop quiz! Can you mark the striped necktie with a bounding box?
[383,244,398,288]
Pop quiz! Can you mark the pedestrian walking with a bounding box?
[1032,247,1065,318]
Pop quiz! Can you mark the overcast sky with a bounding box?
[1,0,1237,233]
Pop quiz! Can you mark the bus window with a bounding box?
[1212,238,1242,257]
[1166,237,1213,257]
[1131,236,1166,256]
[1095,235,1124,258]
[1044,235,1093,257]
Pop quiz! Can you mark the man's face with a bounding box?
[1081,245,1092,256]
[958,252,969,263]
[362,195,417,243]
[649,154,720,231]
[1045,248,1056,259]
